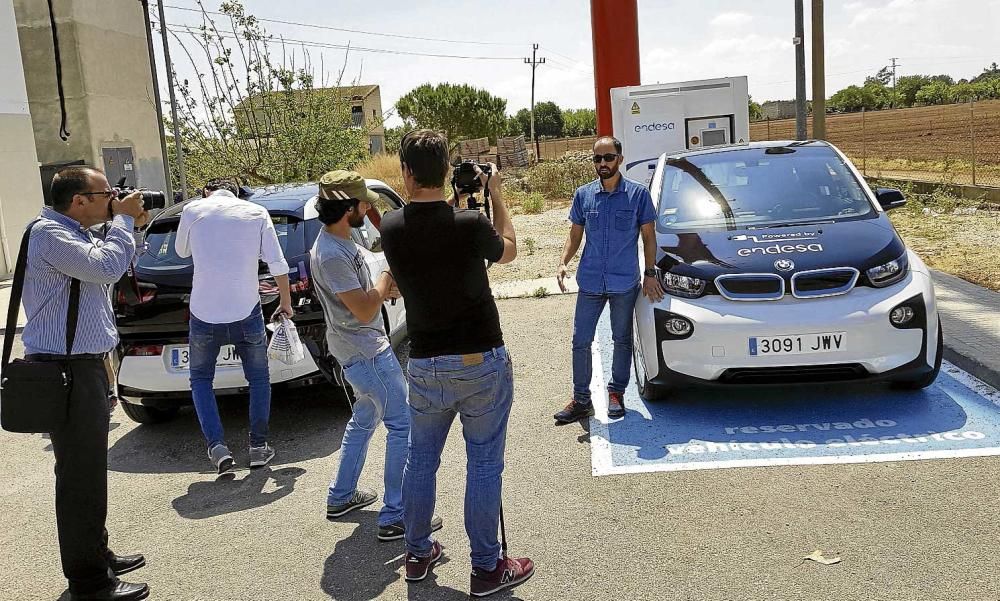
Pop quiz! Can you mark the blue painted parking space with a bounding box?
[588,309,1000,475]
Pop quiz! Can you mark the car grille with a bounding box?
[715,274,785,301]
[719,363,869,384]
[791,268,859,298]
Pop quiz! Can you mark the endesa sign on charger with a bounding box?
[611,76,751,185]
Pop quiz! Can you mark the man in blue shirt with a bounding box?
[21,166,150,600]
[555,136,664,423]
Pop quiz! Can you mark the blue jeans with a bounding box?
[189,304,271,448]
[327,346,410,527]
[572,286,640,404]
[402,346,513,571]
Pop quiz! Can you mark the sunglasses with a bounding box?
[79,189,116,200]
[592,153,619,164]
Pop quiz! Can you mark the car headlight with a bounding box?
[867,252,909,288]
[662,272,707,298]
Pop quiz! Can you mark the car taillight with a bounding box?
[126,345,163,357]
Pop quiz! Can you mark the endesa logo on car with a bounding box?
[634,122,676,133]
[737,243,824,257]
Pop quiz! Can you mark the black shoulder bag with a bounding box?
[0,220,80,433]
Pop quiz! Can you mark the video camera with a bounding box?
[451,160,493,220]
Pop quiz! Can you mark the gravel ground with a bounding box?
[491,207,572,284]
[1,299,998,600]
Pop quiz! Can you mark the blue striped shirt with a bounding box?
[21,207,136,355]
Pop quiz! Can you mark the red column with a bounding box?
[591,0,641,136]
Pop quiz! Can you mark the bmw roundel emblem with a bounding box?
[774,259,795,272]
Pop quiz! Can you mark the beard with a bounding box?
[347,210,367,228]
[597,164,619,180]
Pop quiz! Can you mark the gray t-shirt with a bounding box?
[310,230,390,362]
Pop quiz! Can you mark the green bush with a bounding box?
[523,159,594,200]
[521,193,546,214]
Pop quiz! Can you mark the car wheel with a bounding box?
[633,326,669,401]
[120,400,180,424]
[891,321,943,390]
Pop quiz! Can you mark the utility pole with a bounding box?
[140,0,172,201]
[811,0,826,139]
[524,43,545,161]
[794,0,807,140]
[156,0,187,202]
[890,57,899,108]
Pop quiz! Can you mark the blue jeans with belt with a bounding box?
[189,304,271,448]
[402,346,513,571]
[327,346,410,527]
[572,286,640,404]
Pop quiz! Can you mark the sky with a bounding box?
[152,0,1000,126]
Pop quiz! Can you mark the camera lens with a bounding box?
[141,191,166,210]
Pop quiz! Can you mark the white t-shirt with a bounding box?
[175,190,289,324]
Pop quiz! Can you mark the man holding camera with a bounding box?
[380,130,533,597]
[311,170,443,541]
[21,166,149,600]
[175,178,293,473]
[554,136,664,424]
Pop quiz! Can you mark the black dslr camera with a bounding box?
[113,177,167,210]
[451,160,493,220]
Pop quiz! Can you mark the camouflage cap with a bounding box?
[317,170,380,204]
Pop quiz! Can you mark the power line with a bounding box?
[539,46,585,65]
[153,2,526,47]
[156,22,525,61]
[524,43,546,159]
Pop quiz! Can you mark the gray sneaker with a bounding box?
[327,489,378,519]
[249,443,275,468]
[208,444,234,474]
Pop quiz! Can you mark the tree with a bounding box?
[972,62,1000,83]
[866,65,893,86]
[510,101,563,138]
[562,108,596,137]
[395,83,507,144]
[915,80,953,105]
[165,1,369,194]
[748,96,763,121]
[896,75,931,107]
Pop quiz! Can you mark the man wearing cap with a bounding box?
[175,178,293,473]
[312,171,443,542]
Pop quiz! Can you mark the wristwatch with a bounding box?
[644,267,659,277]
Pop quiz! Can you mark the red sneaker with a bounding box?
[607,391,626,418]
[470,556,535,597]
[404,540,443,582]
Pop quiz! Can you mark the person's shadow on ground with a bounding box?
[171,465,306,519]
[320,511,491,601]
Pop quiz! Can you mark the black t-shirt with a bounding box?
[381,201,505,359]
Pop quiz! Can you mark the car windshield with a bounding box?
[656,145,874,231]
[138,215,298,269]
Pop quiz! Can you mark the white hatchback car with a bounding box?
[113,181,407,423]
[633,141,942,399]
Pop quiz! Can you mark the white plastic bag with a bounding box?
[267,316,305,365]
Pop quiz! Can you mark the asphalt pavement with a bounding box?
[0,295,998,600]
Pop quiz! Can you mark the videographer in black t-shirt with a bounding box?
[380,129,533,597]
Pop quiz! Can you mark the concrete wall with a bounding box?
[0,0,44,275]
[14,0,165,192]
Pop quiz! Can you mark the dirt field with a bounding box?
[538,100,1000,187]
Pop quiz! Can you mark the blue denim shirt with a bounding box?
[569,176,657,294]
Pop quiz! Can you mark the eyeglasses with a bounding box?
[592,153,619,164]
[79,189,116,200]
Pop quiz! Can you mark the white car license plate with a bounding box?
[749,332,846,356]
[168,345,242,370]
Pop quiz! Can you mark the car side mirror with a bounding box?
[875,187,907,211]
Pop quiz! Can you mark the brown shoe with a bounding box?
[607,391,626,419]
[553,400,595,424]
[470,556,535,597]
[404,540,443,582]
